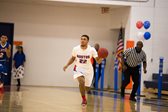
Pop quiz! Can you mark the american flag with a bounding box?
[116,27,124,71]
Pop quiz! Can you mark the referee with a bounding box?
[121,41,147,101]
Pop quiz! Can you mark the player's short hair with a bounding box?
[136,41,143,47]
[1,35,8,38]
[81,35,89,41]
[17,46,23,49]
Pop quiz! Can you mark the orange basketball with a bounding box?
[98,48,108,58]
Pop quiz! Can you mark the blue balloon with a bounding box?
[144,21,150,29]
[144,32,151,40]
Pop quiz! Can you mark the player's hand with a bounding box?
[122,65,127,71]
[5,48,8,52]
[5,46,11,52]
[0,53,3,58]
[144,69,147,74]
[63,65,68,71]
[97,58,103,64]
[5,48,10,53]
[95,57,102,64]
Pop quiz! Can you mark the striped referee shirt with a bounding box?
[124,48,146,67]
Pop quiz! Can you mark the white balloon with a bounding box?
[137,32,145,41]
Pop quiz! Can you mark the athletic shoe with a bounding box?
[81,100,87,106]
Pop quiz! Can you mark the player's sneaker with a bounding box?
[129,97,136,102]
[81,100,87,106]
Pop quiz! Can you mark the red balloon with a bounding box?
[136,21,143,29]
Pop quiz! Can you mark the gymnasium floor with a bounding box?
[0,86,168,112]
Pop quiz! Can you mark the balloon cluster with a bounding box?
[136,20,151,40]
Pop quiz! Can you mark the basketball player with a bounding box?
[0,35,11,88]
[63,35,102,105]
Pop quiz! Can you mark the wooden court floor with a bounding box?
[0,86,168,112]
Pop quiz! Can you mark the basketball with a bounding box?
[98,48,108,58]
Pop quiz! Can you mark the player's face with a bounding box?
[94,44,100,51]
[1,35,8,43]
[18,47,22,52]
[136,42,143,52]
[80,36,88,46]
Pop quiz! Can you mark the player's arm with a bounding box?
[13,60,16,68]
[143,53,147,74]
[121,53,127,71]
[23,54,26,67]
[63,56,76,71]
[143,61,147,73]
[95,57,103,64]
[92,47,102,64]
[121,49,132,71]
[5,44,11,58]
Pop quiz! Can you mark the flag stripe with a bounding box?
[116,27,124,71]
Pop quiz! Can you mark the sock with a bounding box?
[0,87,4,93]
[82,95,86,101]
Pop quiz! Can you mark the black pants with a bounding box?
[121,65,140,98]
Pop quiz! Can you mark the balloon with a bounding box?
[137,32,144,41]
[144,32,151,40]
[144,21,150,29]
[136,21,143,29]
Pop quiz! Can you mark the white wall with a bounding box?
[108,0,168,91]
[48,0,154,7]
[0,1,130,87]
[44,0,168,91]
[129,6,154,90]
[2,0,167,91]
[107,29,120,89]
[107,7,131,89]
[152,0,168,74]
[128,0,168,91]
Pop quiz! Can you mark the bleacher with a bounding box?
[144,73,168,95]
